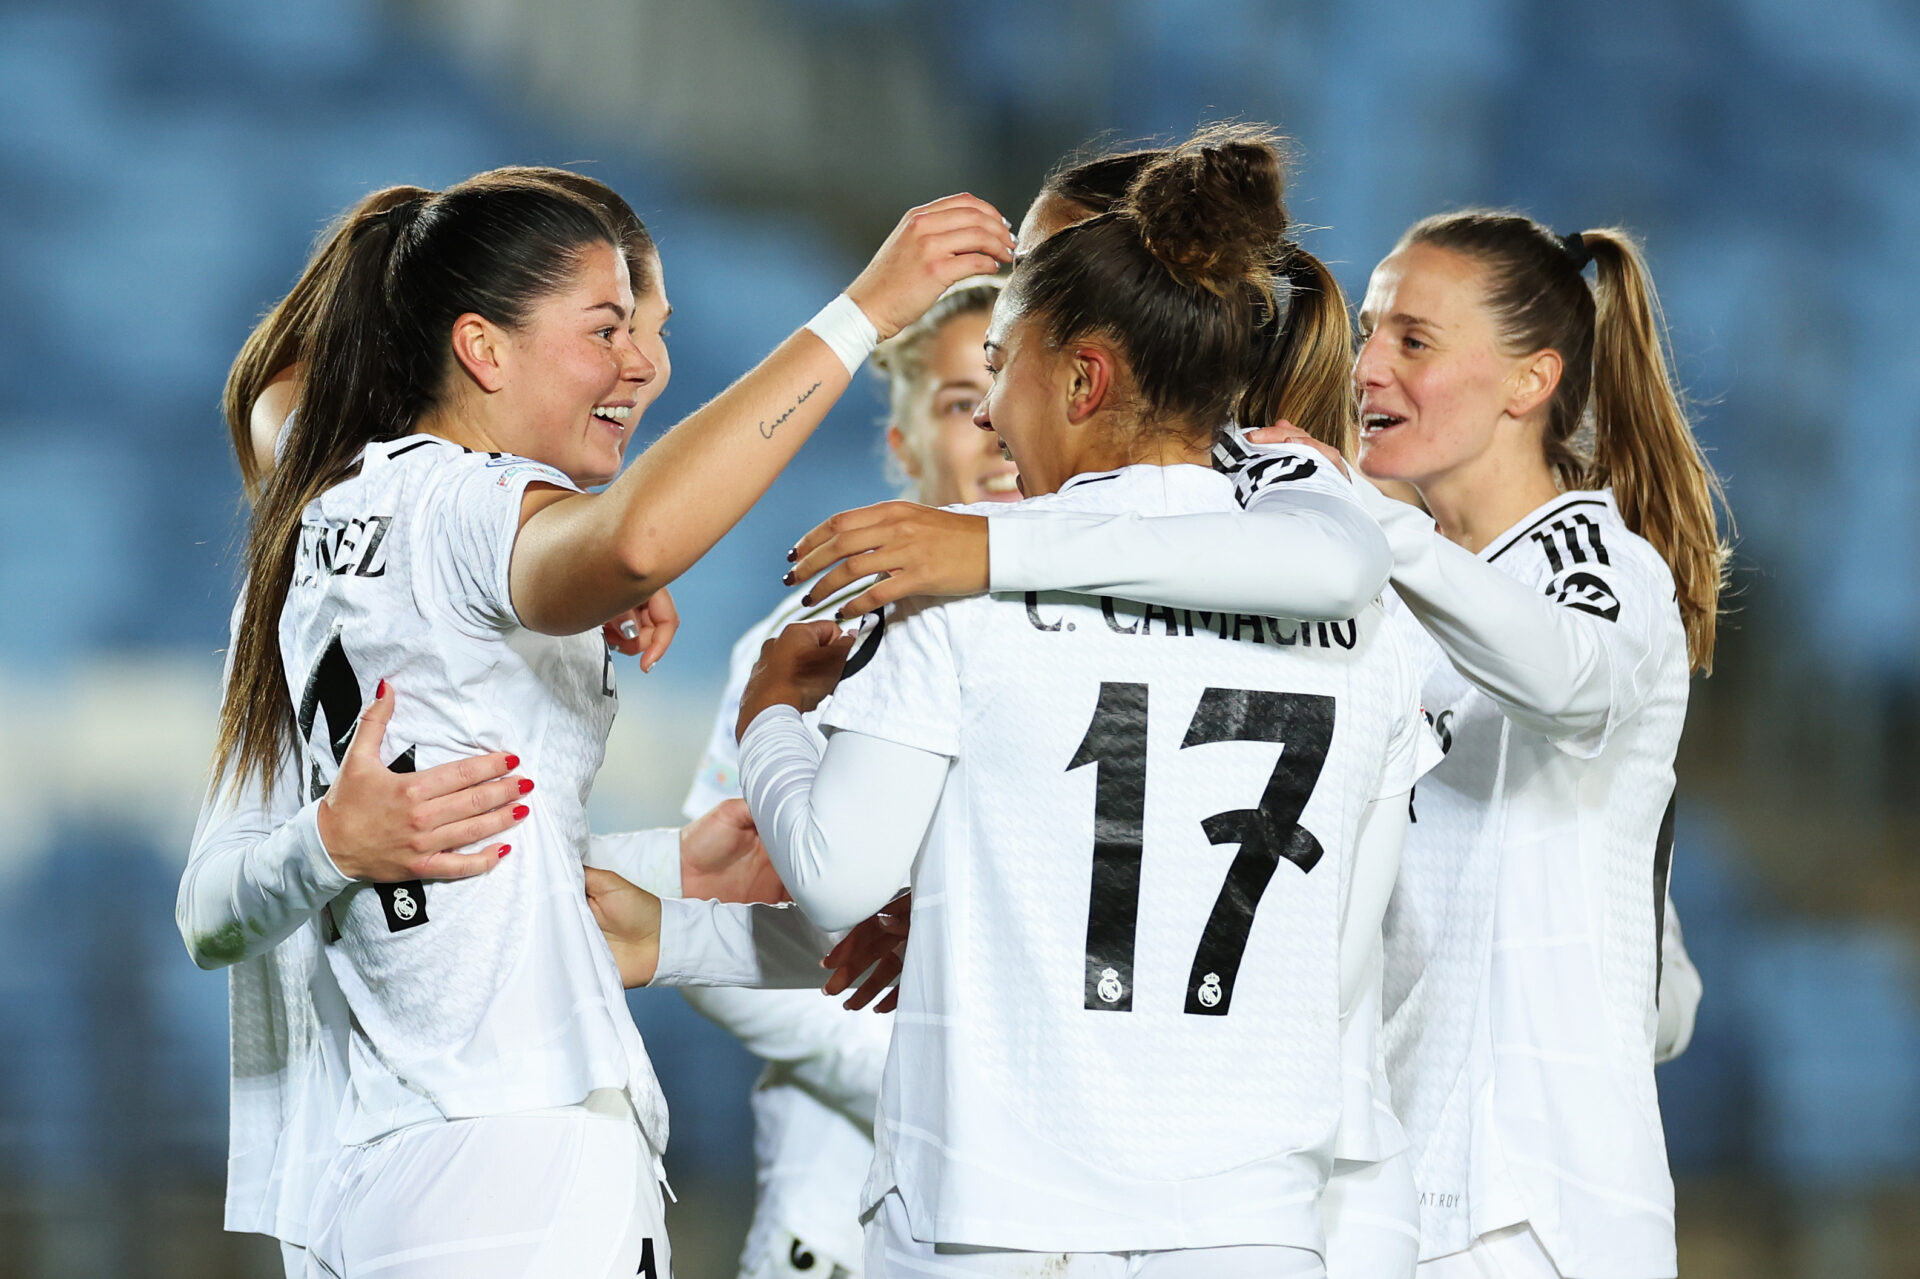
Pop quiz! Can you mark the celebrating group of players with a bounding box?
[178,122,1724,1279]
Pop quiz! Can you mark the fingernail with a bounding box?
[497,845,512,858]
[517,778,535,795]
[618,620,640,641]
[786,547,798,563]
[801,593,815,607]
[782,571,796,586]
[512,805,530,821]
[504,754,520,770]
[834,608,846,622]
[376,679,388,699]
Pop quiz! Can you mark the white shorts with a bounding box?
[305,1098,669,1278]
[1418,1223,1561,1279]
[863,1191,1324,1279]
[1321,1153,1419,1279]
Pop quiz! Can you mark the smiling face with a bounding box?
[887,308,1018,505]
[487,240,663,487]
[974,302,1079,496]
[1353,243,1534,488]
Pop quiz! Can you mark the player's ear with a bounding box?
[449,313,510,393]
[886,424,922,479]
[1066,345,1115,424]
[1505,347,1562,420]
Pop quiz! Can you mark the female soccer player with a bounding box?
[796,212,1725,1279]
[182,170,783,1279]
[674,276,1006,1279]
[729,129,1438,1278]
[200,168,1012,1278]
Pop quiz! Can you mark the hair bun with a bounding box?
[1123,124,1290,293]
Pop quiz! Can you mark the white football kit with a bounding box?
[984,453,1693,1279]
[742,463,1437,1265]
[682,579,892,1279]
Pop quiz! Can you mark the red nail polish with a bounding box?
[512,805,530,821]
[376,679,388,699]
[504,754,520,770]
[497,845,511,858]
[518,778,535,795]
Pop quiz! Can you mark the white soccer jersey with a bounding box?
[1380,490,1685,1276]
[818,463,1435,1254]
[280,435,667,1148]
[683,579,889,1275]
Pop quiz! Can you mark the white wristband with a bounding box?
[804,293,880,377]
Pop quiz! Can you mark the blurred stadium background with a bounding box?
[1,0,1916,1274]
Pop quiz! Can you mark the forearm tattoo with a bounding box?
[759,381,822,440]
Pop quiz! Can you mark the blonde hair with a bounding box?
[1404,212,1731,671]
[870,276,1003,494]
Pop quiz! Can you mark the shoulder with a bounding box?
[1214,430,1355,509]
[1487,491,1677,620]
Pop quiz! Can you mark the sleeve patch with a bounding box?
[1547,569,1622,621]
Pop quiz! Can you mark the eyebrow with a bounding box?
[588,300,629,323]
[1367,310,1440,331]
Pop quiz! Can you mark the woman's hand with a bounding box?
[601,587,678,674]
[681,799,790,904]
[846,195,1016,341]
[1245,420,1350,478]
[786,502,990,622]
[585,867,663,988]
[822,891,912,1012]
[735,622,857,742]
[316,682,529,882]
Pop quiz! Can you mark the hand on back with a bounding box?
[786,502,991,622]
[315,682,529,882]
[735,621,858,742]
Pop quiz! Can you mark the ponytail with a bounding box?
[213,175,620,798]
[223,186,431,500]
[1238,246,1357,456]
[1404,211,1730,671]
[1582,228,1731,671]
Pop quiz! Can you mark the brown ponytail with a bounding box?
[214,175,621,799]
[1238,246,1357,455]
[1404,212,1730,671]
[222,186,430,501]
[1582,228,1731,670]
[1010,124,1290,445]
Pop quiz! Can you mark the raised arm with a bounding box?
[785,443,1391,624]
[509,196,1016,635]
[1351,478,1673,752]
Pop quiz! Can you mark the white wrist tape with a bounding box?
[804,293,880,377]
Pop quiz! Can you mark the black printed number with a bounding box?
[297,630,416,798]
[1068,683,1335,1016]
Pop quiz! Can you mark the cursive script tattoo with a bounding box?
[759,381,822,439]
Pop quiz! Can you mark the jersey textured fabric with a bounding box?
[279,435,667,1148]
[684,580,888,1276]
[183,601,354,1246]
[1370,490,1684,1278]
[817,464,1434,1254]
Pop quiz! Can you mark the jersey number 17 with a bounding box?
[1070,683,1333,1017]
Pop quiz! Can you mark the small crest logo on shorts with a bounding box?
[1096,966,1125,1004]
[1196,972,1224,1008]
[376,880,430,933]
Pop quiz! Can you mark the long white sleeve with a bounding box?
[1342,793,1408,1017]
[988,486,1391,622]
[586,828,684,898]
[177,760,351,971]
[1655,900,1703,1063]
[680,985,886,1127]
[738,705,948,932]
[650,894,841,989]
[1352,479,1620,745]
